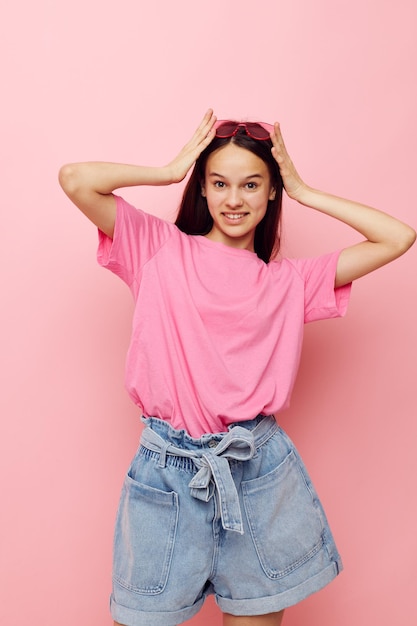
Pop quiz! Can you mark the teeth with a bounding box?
[225,213,245,220]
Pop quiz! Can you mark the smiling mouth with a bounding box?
[223,213,248,220]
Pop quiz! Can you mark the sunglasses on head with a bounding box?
[214,120,273,141]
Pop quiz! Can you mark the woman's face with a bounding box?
[202,143,275,252]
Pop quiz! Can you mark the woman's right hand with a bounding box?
[166,109,217,183]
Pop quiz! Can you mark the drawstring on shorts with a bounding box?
[140,415,277,534]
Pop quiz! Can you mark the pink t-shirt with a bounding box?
[98,196,351,436]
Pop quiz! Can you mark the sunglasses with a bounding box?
[214,120,273,140]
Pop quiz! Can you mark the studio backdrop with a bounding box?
[1,1,416,625]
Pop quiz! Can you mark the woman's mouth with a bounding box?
[223,212,248,221]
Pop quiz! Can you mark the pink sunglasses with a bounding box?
[214,120,274,141]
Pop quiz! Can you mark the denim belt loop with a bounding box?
[157,441,170,468]
[140,416,277,535]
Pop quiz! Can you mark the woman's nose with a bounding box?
[226,188,243,207]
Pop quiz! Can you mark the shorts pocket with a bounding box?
[242,449,324,579]
[113,474,178,594]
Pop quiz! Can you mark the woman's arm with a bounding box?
[58,110,217,238]
[288,187,415,287]
[58,162,175,238]
[271,123,416,287]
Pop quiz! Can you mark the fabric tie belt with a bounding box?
[140,415,277,534]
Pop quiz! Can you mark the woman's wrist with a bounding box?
[286,182,315,205]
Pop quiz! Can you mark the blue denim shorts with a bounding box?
[111,415,342,626]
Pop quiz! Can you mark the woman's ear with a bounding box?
[269,187,276,201]
[201,185,206,197]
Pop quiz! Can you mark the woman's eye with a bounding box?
[246,182,258,190]
[214,181,225,188]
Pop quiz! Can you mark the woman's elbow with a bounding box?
[386,225,417,263]
[58,163,83,196]
[397,224,416,255]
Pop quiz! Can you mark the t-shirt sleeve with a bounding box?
[97,195,175,291]
[288,251,352,323]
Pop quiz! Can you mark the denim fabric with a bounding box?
[111,416,342,626]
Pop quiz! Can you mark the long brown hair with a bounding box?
[175,126,283,263]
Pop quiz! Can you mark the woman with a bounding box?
[59,110,415,626]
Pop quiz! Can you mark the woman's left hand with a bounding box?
[270,123,307,201]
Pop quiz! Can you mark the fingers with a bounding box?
[166,110,217,183]
[198,108,217,132]
[270,122,289,165]
[195,108,217,146]
[180,109,217,161]
[268,122,306,199]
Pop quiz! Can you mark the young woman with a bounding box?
[59,110,415,626]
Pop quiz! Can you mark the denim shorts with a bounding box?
[111,415,342,626]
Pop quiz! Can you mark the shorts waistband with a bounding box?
[140,415,278,534]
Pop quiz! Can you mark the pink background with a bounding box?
[1,1,416,624]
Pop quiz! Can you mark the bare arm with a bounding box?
[286,187,415,287]
[270,123,416,287]
[58,163,174,238]
[58,110,217,238]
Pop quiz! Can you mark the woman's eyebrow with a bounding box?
[208,172,264,179]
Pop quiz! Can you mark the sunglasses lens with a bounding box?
[245,123,271,140]
[215,121,239,138]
